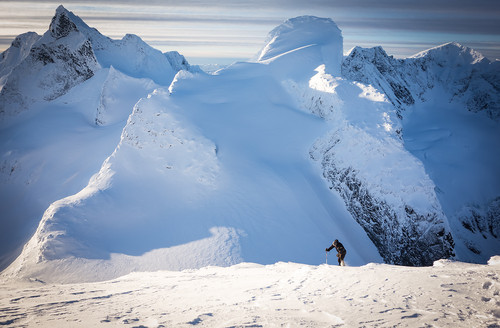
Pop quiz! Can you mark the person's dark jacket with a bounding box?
[326,239,346,255]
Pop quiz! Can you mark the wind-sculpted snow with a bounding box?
[95,67,156,126]
[342,42,500,119]
[2,58,383,282]
[256,16,343,76]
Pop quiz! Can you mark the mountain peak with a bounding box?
[411,42,488,65]
[50,5,78,39]
[258,16,342,61]
[257,15,343,76]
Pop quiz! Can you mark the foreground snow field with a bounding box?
[1,259,499,327]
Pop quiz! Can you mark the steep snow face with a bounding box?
[95,67,156,126]
[256,16,343,77]
[164,50,199,73]
[0,67,156,271]
[403,95,500,264]
[0,5,196,272]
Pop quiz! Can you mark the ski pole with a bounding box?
[326,251,328,265]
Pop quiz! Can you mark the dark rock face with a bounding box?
[312,138,455,266]
[0,26,99,116]
[50,9,78,39]
[458,198,500,256]
[32,40,98,100]
[342,44,500,120]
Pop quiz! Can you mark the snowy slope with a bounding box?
[0,6,193,270]
[2,16,389,282]
[3,64,383,282]
[256,16,343,76]
[1,259,499,327]
[0,68,157,271]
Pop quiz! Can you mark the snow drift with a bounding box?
[1,7,499,282]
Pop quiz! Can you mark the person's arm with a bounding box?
[325,244,334,252]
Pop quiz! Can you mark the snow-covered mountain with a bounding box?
[0,7,498,282]
[342,42,500,264]
[342,43,500,119]
[0,5,197,120]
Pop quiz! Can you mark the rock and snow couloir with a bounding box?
[0,8,499,282]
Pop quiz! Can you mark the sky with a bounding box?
[0,0,499,65]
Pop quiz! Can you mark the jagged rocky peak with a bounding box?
[50,5,79,39]
[348,45,390,60]
[343,46,402,78]
[0,6,100,117]
[257,16,343,75]
[342,45,414,115]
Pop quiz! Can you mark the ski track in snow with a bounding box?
[1,261,499,327]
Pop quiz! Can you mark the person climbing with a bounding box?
[326,239,346,266]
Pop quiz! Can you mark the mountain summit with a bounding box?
[256,16,343,76]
